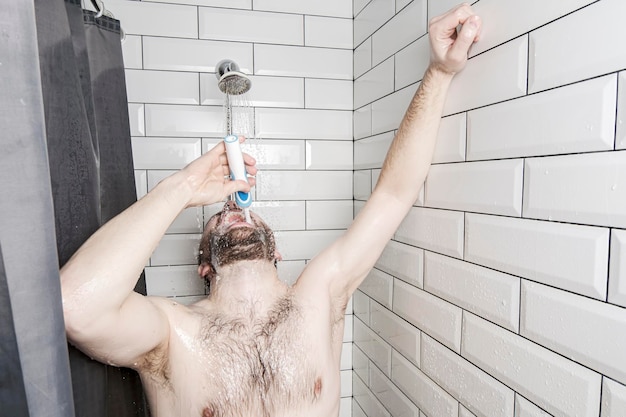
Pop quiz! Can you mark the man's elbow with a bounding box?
[375,170,428,207]
[61,291,88,342]
[60,276,101,343]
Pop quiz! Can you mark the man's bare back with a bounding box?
[141,285,344,417]
[59,5,481,416]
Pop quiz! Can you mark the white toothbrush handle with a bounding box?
[224,135,252,208]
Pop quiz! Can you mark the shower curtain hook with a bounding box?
[93,0,105,18]
[90,0,126,42]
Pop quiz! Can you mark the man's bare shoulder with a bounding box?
[147,295,212,316]
[134,296,207,367]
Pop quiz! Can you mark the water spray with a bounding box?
[217,60,253,223]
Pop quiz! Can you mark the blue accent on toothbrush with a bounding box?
[224,135,238,144]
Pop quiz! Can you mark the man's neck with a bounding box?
[206,260,288,317]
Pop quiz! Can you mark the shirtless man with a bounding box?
[60,4,481,416]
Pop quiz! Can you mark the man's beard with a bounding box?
[209,224,274,269]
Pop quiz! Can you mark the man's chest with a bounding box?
[160,300,339,417]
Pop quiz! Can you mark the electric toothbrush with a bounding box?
[224,135,252,221]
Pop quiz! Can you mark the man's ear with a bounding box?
[198,263,214,280]
[274,250,283,262]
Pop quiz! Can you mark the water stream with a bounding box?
[223,92,254,140]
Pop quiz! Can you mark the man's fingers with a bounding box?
[447,14,481,64]
[224,179,251,196]
[460,12,482,43]
[242,152,256,166]
[429,2,470,25]
[209,140,226,155]
[430,3,474,34]
[242,153,257,175]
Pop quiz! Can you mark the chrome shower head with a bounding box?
[215,59,251,95]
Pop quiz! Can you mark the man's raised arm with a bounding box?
[297,4,482,303]
[60,140,256,368]
[375,6,481,207]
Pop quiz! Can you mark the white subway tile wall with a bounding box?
[431,112,466,164]
[527,0,626,93]
[467,74,617,161]
[618,71,626,150]
[102,0,353,414]
[369,363,421,417]
[394,35,430,91]
[515,394,553,417]
[371,85,415,135]
[354,1,626,417]
[459,404,478,417]
[370,0,426,67]
[394,278,463,353]
[101,0,626,415]
[425,158,524,217]
[601,378,626,417]
[609,229,626,308]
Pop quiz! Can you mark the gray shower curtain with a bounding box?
[0,0,148,416]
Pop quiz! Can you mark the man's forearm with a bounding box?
[375,65,454,206]
[61,173,192,312]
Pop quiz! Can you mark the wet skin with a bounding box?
[138,202,345,417]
